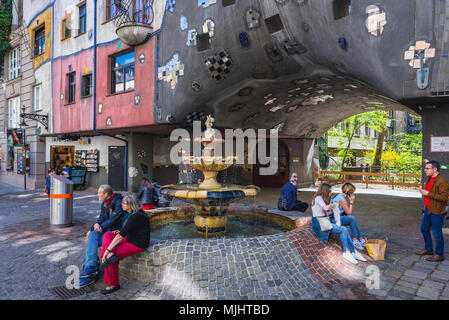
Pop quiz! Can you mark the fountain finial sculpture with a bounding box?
[160,116,260,238]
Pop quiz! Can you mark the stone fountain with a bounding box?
[160,115,260,238]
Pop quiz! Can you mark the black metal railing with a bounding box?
[112,0,154,29]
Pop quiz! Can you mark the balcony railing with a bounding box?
[113,0,154,46]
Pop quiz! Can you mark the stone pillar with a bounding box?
[125,133,154,193]
[283,138,315,188]
[421,105,449,182]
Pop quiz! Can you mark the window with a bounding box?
[133,0,152,23]
[364,125,370,137]
[386,127,394,140]
[34,25,45,56]
[81,74,92,97]
[79,3,87,34]
[33,85,42,111]
[196,33,211,51]
[111,51,135,94]
[388,110,394,118]
[264,14,284,34]
[222,0,235,6]
[333,0,351,20]
[61,15,71,40]
[106,0,119,21]
[9,47,21,80]
[8,97,20,128]
[67,73,76,103]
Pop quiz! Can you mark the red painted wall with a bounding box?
[95,38,156,130]
[53,49,94,134]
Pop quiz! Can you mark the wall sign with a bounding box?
[431,136,449,152]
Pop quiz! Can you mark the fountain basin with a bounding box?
[160,184,261,237]
[146,206,295,240]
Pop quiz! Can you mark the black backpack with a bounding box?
[277,193,288,211]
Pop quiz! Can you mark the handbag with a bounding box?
[277,193,288,211]
[316,216,333,232]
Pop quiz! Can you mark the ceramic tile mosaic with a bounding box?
[180,15,188,30]
[158,53,185,89]
[203,49,232,81]
[404,40,435,69]
[166,0,176,12]
[365,5,387,36]
[186,29,198,46]
[198,0,216,8]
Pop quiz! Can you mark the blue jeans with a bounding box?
[330,215,361,240]
[421,208,446,256]
[331,223,355,253]
[83,230,106,268]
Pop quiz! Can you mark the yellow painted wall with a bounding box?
[28,7,52,69]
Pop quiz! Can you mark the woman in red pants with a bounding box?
[99,194,151,294]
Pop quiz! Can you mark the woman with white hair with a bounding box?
[98,193,151,294]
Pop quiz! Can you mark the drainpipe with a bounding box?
[92,0,128,191]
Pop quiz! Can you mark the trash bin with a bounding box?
[49,175,74,228]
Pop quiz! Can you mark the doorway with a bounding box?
[108,146,125,191]
[50,146,74,174]
[253,140,289,187]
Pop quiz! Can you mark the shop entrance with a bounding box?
[108,146,125,191]
[50,146,74,174]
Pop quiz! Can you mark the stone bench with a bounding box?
[267,208,312,228]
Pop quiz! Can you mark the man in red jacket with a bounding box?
[416,160,449,262]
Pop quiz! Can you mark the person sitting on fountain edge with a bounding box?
[136,177,158,210]
[279,173,309,212]
[77,184,125,288]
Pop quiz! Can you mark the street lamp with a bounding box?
[19,105,49,190]
[19,105,28,190]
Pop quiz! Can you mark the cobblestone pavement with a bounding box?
[1,182,449,300]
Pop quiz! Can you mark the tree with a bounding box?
[0,0,12,77]
[329,110,389,171]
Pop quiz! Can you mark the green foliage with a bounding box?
[328,110,390,170]
[387,132,422,174]
[0,0,13,76]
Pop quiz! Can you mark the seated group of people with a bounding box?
[280,174,366,265]
[77,178,160,294]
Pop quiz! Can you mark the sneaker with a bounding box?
[353,239,365,251]
[79,266,98,279]
[342,251,358,265]
[76,276,97,289]
[351,250,367,262]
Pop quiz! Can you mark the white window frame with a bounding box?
[8,97,20,128]
[33,84,42,111]
[8,47,21,80]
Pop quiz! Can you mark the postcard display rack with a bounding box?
[75,149,99,172]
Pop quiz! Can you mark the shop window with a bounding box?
[51,146,74,174]
[9,46,21,80]
[333,0,351,20]
[81,74,92,97]
[61,15,71,40]
[33,84,42,111]
[67,72,76,103]
[111,50,135,94]
[34,25,45,56]
[79,3,87,35]
[264,14,284,34]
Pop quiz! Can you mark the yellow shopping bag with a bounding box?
[365,239,387,261]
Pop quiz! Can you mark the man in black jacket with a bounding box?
[78,185,124,288]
